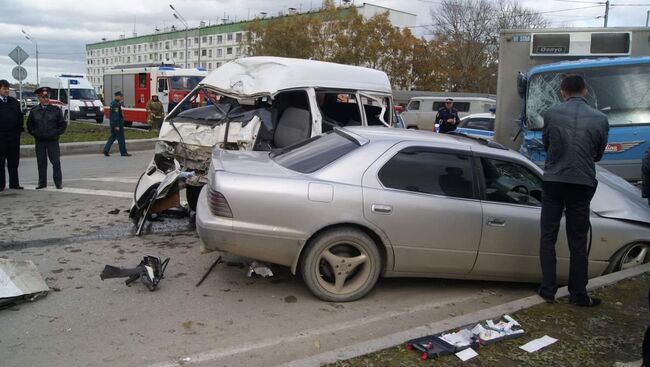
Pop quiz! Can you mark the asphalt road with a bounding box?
[0,152,537,367]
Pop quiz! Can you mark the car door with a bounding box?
[362,143,483,275]
[471,156,571,281]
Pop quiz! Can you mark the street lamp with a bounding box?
[21,29,39,86]
[170,4,189,68]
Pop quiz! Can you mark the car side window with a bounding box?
[461,118,494,131]
[480,158,543,207]
[378,147,475,199]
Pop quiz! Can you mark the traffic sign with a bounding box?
[8,46,29,65]
[12,66,28,81]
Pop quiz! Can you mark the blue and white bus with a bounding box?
[494,28,650,181]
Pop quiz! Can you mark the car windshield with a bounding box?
[70,89,98,100]
[526,63,650,129]
[271,130,360,173]
[22,91,36,98]
[170,76,203,91]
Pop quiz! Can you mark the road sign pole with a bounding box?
[18,51,22,103]
[67,80,71,125]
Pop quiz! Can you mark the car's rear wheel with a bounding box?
[301,227,381,302]
[607,243,650,273]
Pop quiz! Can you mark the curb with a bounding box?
[20,138,157,158]
[281,263,650,367]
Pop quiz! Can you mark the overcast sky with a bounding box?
[2,0,649,85]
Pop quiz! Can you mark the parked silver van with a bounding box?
[401,96,496,131]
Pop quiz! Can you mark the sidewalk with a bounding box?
[285,263,650,367]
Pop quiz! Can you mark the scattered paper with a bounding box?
[519,335,557,353]
[455,348,478,361]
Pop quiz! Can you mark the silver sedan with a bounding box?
[196,127,650,302]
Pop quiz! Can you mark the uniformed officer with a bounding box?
[435,98,461,134]
[0,79,24,191]
[103,91,131,157]
[27,87,67,189]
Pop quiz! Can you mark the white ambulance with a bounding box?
[40,75,104,123]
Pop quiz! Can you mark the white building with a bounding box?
[85,3,416,93]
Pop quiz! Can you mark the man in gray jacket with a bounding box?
[538,75,609,307]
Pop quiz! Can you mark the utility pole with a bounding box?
[604,0,610,27]
[170,4,189,68]
[22,30,39,86]
[646,10,650,27]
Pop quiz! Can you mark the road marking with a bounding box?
[78,177,139,184]
[144,292,488,367]
[24,186,132,199]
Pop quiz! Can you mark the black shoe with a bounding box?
[537,289,556,303]
[10,186,24,190]
[121,153,132,157]
[103,151,110,157]
[570,296,601,307]
[55,184,63,190]
[36,185,46,189]
[0,187,4,192]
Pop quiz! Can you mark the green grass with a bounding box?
[328,273,650,367]
[20,121,159,145]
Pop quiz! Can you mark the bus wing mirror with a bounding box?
[516,72,527,99]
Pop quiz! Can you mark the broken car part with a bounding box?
[100,256,170,291]
[0,258,49,308]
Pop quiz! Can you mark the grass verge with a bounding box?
[329,273,649,367]
[20,121,159,145]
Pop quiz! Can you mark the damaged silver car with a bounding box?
[130,57,397,233]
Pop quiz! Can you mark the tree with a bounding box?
[429,0,547,93]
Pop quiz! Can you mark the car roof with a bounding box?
[342,126,528,161]
[201,56,392,97]
[461,113,495,120]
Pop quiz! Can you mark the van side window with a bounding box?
[158,79,168,92]
[433,101,470,112]
[138,73,147,88]
[316,91,361,131]
[407,100,420,111]
[362,95,391,126]
[58,89,67,103]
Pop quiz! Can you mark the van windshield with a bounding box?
[170,76,203,91]
[526,63,650,129]
[70,89,98,100]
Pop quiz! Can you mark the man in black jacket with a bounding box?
[435,98,461,133]
[538,75,609,307]
[0,79,24,191]
[27,87,67,189]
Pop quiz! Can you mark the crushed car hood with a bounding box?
[200,56,392,97]
[592,167,650,224]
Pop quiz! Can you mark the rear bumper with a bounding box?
[195,187,300,268]
[70,109,103,119]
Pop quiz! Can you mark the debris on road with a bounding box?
[108,209,120,215]
[247,261,274,278]
[519,335,558,353]
[100,255,170,291]
[0,258,49,309]
[195,256,222,287]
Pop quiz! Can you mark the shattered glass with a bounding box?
[526,63,650,129]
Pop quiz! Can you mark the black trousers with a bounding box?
[539,181,596,301]
[0,134,21,189]
[35,139,62,187]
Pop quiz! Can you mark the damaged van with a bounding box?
[130,57,397,234]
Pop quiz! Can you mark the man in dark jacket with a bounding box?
[538,75,609,307]
[27,87,67,189]
[103,91,130,157]
[0,79,24,191]
[435,98,461,133]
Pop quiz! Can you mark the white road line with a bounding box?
[79,177,139,184]
[24,186,132,199]
[144,292,487,367]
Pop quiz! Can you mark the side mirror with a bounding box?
[516,72,527,99]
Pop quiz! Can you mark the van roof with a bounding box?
[409,96,496,102]
[39,76,93,89]
[201,57,392,97]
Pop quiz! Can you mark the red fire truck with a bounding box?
[103,65,208,126]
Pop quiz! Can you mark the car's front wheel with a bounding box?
[301,227,381,302]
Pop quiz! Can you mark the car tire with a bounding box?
[605,242,650,273]
[124,121,133,127]
[186,184,203,212]
[96,118,103,124]
[301,227,381,302]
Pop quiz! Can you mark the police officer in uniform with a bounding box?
[0,79,24,191]
[103,91,131,157]
[27,87,67,189]
[435,98,461,134]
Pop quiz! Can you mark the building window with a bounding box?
[202,49,207,56]
[202,36,207,43]
[194,37,199,44]
[173,51,177,58]
[208,62,212,69]
[138,55,142,62]
[216,62,222,68]
[235,47,241,56]
[227,33,233,41]
[194,50,199,56]
[226,47,232,55]
[217,35,223,44]
[138,45,141,52]
[180,52,184,59]
[208,49,212,57]
[217,48,223,57]
[208,36,212,45]
[165,41,170,50]
[180,39,184,47]
[236,33,242,42]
